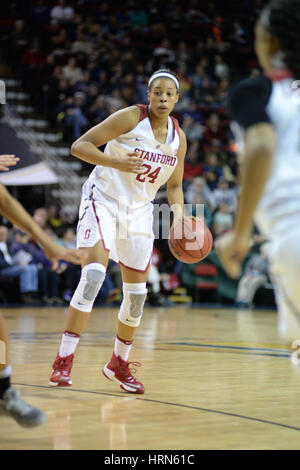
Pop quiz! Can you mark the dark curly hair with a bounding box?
[260,0,300,78]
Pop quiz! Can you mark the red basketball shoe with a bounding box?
[49,354,74,387]
[102,353,145,394]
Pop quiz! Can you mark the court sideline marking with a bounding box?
[14,382,300,433]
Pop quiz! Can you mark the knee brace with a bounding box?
[118,282,147,327]
[70,263,106,312]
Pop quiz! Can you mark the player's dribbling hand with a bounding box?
[169,213,182,227]
[215,230,251,279]
[0,154,20,171]
[112,152,145,174]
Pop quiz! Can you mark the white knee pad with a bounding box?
[70,263,106,312]
[118,282,147,327]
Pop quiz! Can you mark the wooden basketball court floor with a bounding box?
[0,304,300,450]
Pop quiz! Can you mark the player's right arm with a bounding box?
[70,106,144,173]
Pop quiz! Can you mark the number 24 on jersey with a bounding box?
[136,164,161,184]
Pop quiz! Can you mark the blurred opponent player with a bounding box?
[216,0,300,343]
[0,154,81,427]
[49,69,187,393]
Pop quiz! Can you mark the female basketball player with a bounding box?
[0,154,81,427]
[216,0,300,344]
[49,69,187,393]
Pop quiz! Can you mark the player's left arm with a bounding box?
[167,128,187,222]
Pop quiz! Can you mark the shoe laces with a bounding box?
[119,359,141,380]
[54,354,73,372]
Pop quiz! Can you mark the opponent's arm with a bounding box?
[0,184,80,266]
[70,106,144,173]
[233,122,276,240]
[0,154,19,171]
[216,124,276,278]
[215,76,276,278]
[167,129,187,222]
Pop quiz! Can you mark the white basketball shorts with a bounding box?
[76,189,154,272]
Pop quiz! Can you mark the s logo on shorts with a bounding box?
[84,229,91,240]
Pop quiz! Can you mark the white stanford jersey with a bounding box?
[83,104,180,209]
[229,72,300,239]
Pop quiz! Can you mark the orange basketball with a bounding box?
[168,217,213,264]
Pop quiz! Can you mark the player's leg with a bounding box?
[237,273,267,307]
[0,313,9,392]
[0,314,47,427]
[49,241,109,387]
[236,274,253,306]
[269,234,300,345]
[102,264,149,394]
[271,272,300,345]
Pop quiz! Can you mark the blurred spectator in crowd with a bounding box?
[203,152,223,180]
[50,0,74,22]
[62,57,83,85]
[33,207,49,231]
[152,38,176,70]
[29,0,50,33]
[190,64,207,101]
[31,208,62,304]
[57,226,80,302]
[182,115,205,142]
[10,230,32,265]
[129,5,149,31]
[214,55,229,80]
[58,226,75,249]
[212,177,238,213]
[205,169,219,191]
[203,113,227,145]
[87,95,109,126]
[185,177,216,212]
[147,247,174,306]
[9,227,62,305]
[71,32,93,55]
[64,92,88,140]
[177,41,190,65]
[215,78,230,107]
[22,40,45,73]
[103,261,122,305]
[0,226,39,304]
[249,67,262,78]
[182,101,204,123]
[47,203,63,233]
[231,21,247,44]
[6,20,29,69]
[212,202,233,236]
[94,272,118,306]
[212,16,223,44]
[197,77,217,107]
[183,141,204,189]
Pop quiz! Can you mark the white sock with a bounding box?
[59,331,80,357]
[114,335,133,362]
[0,365,12,378]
